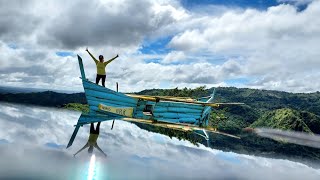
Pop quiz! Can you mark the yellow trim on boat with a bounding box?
[121,117,240,139]
[98,104,133,117]
[125,94,220,108]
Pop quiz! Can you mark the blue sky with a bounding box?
[181,0,279,9]
[56,51,74,57]
[180,0,309,11]
[0,0,319,92]
[140,36,172,54]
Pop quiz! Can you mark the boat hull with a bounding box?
[77,55,210,126]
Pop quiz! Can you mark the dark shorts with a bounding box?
[96,74,106,87]
[90,122,100,134]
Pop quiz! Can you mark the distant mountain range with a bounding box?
[0,91,86,107]
[0,86,80,94]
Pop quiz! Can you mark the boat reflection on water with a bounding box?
[71,113,320,166]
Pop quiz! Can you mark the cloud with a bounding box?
[0,0,184,50]
[162,51,187,64]
[45,142,66,149]
[168,1,320,92]
[0,144,82,180]
[0,0,192,92]
[0,0,319,92]
[0,1,41,43]
[0,42,83,90]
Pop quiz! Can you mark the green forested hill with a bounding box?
[212,87,320,116]
[138,87,320,116]
[138,87,320,134]
[251,108,320,134]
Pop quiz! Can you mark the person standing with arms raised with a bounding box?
[86,47,119,87]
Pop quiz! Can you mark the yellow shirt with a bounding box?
[93,58,110,75]
[87,51,115,75]
[88,133,99,146]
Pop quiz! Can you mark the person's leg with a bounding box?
[90,123,95,133]
[101,75,106,87]
[96,121,101,134]
[96,74,100,85]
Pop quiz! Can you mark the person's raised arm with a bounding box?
[73,142,89,157]
[86,47,98,63]
[94,143,107,157]
[104,54,119,65]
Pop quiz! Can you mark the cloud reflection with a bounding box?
[0,102,320,180]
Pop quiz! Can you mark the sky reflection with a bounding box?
[0,102,319,180]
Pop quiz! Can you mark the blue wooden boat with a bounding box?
[67,55,240,148]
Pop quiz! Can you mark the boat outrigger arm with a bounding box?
[66,55,240,149]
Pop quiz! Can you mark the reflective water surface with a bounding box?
[0,102,319,180]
